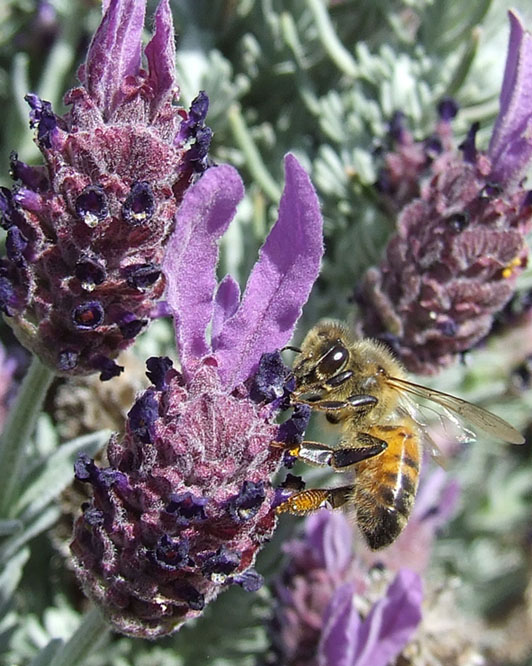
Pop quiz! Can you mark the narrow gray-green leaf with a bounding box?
[15,430,111,519]
[0,506,60,566]
[0,519,23,536]
[29,639,63,666]
[0,547,29,619]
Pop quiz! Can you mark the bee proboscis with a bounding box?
[275,320,524,549]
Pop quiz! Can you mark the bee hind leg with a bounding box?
[275,485,353,515]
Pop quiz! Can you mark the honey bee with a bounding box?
[275,320,524,549]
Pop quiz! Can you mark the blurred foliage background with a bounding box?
[1,1,532,664]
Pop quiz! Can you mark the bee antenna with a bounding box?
[281,345,302,354]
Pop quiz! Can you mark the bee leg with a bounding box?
[329,434,388,470]
[276,485,353,515]
[272,438,387,469]
[294,393,378,411]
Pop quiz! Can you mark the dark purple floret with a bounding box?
[445,211,470,233]
[10,152,48,191]
[165,492,208,524]
[75,185,109,227]
[75,257,107,289]
[121,182,155,226]
[523,190,532,207]
[6,228,28,266]
[58,350,79,372]
[123,263,161,291]
[232,569,264,592]
[176,91,210,144]
[202,546,241,578]
[228,481,266,523]
[479,181,503,199]
[146,356,174,390]
[118,316,146,340]
[389,110,407,143]
[153,535,193,569]
[249,351,291,403]
[424,135,443,159]
[74,453,99,482]
[92,356,124,381]
[458,121,479,163]
[177,584,205,611]
[72,301,105,330]
[181,127,213,174]
[127,389,159,443]
[0,274,19,316]
[277,404,311,445]
[84,508,104,526]
[437,97,459,121]
[24,94,58,148]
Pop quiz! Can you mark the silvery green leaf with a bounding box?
[29,639,63,666]
[0,506,60,566]
[14,430,111,520]
[0,519,23,536]
[0,547,29,619]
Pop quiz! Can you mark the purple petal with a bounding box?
[211,275,241,348]
[318,583,360,666]
[305,510,353,572]
[144,0,177,114]
[213,154,324,389]
[162,165,244,377]
[82,0,146,120]
[355,569,423,666]
[489,11,532,183]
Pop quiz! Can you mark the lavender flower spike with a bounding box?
[71,156,324,637]
[0,0,212,379]
[489,11,532,184]
[358,12,532,374]
[268,510,423,666]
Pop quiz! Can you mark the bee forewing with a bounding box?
[387,377,525,445]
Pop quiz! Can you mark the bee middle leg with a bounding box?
[274,433,387,516]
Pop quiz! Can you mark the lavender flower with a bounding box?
[357,12,532,374]
[268,510,423,666]
[0,0,211,379]
[70,155,324,637]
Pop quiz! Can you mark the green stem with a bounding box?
[228,104,281,203]
[305,0,358,78]
[0,356,54,516]
[50,606,109,666]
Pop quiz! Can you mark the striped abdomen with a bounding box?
[351,419,422,549]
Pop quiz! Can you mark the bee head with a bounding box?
[292,320,351,386]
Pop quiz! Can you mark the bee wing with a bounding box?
[387,377,524,445]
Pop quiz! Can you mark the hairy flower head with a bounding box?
[0,0,211,379]
[70,155,324,637]
[358,12,532,374]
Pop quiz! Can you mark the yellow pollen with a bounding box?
[502,256,522,279]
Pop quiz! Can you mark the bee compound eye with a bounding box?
[318,343,349,376]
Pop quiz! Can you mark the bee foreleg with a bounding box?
[275,485,353,515]
[294,393,378,413]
